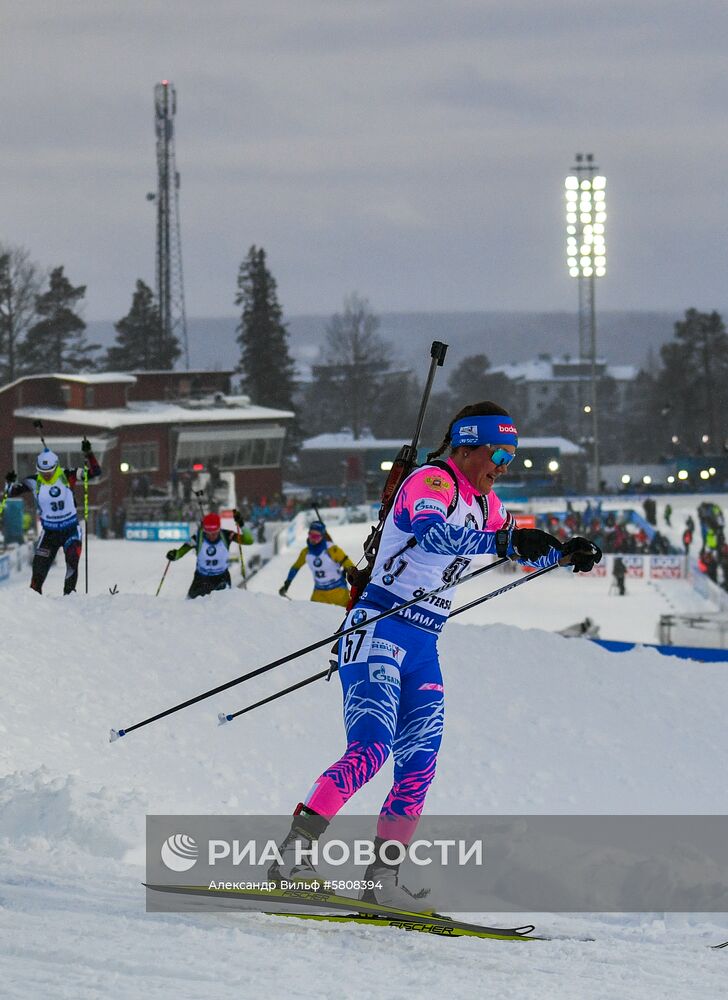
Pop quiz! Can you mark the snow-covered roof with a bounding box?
[302,432,408,451]
[52,372,138,385]
[0,370,238,395]
[13,400,294,430]
[0,372,138,393]
[301,431,582,455]
[490,355,637,383]
[518,436,583,455]
[130,369,234,376]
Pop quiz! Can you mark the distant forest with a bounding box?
[2,239,727,464]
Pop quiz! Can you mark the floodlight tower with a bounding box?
[565,153,606,493]
[150,80,189,368]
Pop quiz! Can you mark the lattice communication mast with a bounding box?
[151,80,189,367]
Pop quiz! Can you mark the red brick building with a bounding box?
[0,371,294,515]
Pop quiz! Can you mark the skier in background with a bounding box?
[270,401,602,908]
[4,439,101,595]
[279,520,354,608]
[166,510,253,599]
[612,556,627,596]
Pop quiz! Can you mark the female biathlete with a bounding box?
[279,519,354,608]
[270,402,601,906]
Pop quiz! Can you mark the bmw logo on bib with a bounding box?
[49,485,62,498]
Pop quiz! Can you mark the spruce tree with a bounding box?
[19,266,99,374]
[235,246,296,412]
[105,279,174,371]
[655,308,728,447]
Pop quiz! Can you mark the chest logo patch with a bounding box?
[423,474,451,492]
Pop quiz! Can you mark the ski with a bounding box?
[272,909,540,939]
[143,882,540,940]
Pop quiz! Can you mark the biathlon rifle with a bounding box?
[346,340,448,608]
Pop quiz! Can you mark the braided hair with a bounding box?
[425,401,512,463]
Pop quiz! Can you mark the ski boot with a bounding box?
[267,803,328,887]
[360,837,431,912]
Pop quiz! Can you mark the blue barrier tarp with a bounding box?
[591,638,728,663]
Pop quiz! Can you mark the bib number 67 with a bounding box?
[441,556,470,585]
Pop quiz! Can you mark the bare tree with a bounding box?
[316,293,391,439]
[0,243,43,385]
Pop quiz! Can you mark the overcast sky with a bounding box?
[2,1,727,321]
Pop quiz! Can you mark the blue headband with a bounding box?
[450,415,518,448]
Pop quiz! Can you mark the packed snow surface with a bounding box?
[2,531,728,998]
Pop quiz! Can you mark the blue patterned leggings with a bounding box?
[305,607,444,842]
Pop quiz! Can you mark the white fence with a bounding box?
[0,542,34,587]
[497,552,687,579]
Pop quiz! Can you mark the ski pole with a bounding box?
[110,556,509,741]
[236,519,247,589]
[32,419,47,448]
[193,489,206,521]
[312,504,332,542]
[449,560,561,619]
[155,558,172,597]
[219,559,562,723]
[84,462,89,595]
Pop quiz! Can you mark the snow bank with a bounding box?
[1,541,728,997]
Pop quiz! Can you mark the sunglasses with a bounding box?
[488,446,516,468]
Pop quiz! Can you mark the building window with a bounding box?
[60,385,71,407]
[120,441,159,472]
[175,433,284,470]
[85,386,95,407]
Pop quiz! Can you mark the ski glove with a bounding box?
[81,437,92,453]
[561,536,603,573]
[511,527,563,561]
[5,470,16,485]
[233,508,242,525]
[166,549,179,561]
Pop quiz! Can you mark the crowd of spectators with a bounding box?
[538,500,676,555]
[107,471,341,541]
[695,502,728,589]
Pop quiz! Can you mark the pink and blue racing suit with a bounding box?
[303,457,561,842]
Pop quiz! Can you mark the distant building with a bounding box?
[0,371,294,516]
[491,353,637,427]
[297,430,585,499]
[298,431,416,502]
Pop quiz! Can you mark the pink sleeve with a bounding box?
[484,490,512,531]
[393,467,456,531]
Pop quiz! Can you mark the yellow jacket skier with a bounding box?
[279,520,353,607]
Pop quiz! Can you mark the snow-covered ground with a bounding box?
[2,517,728,998]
